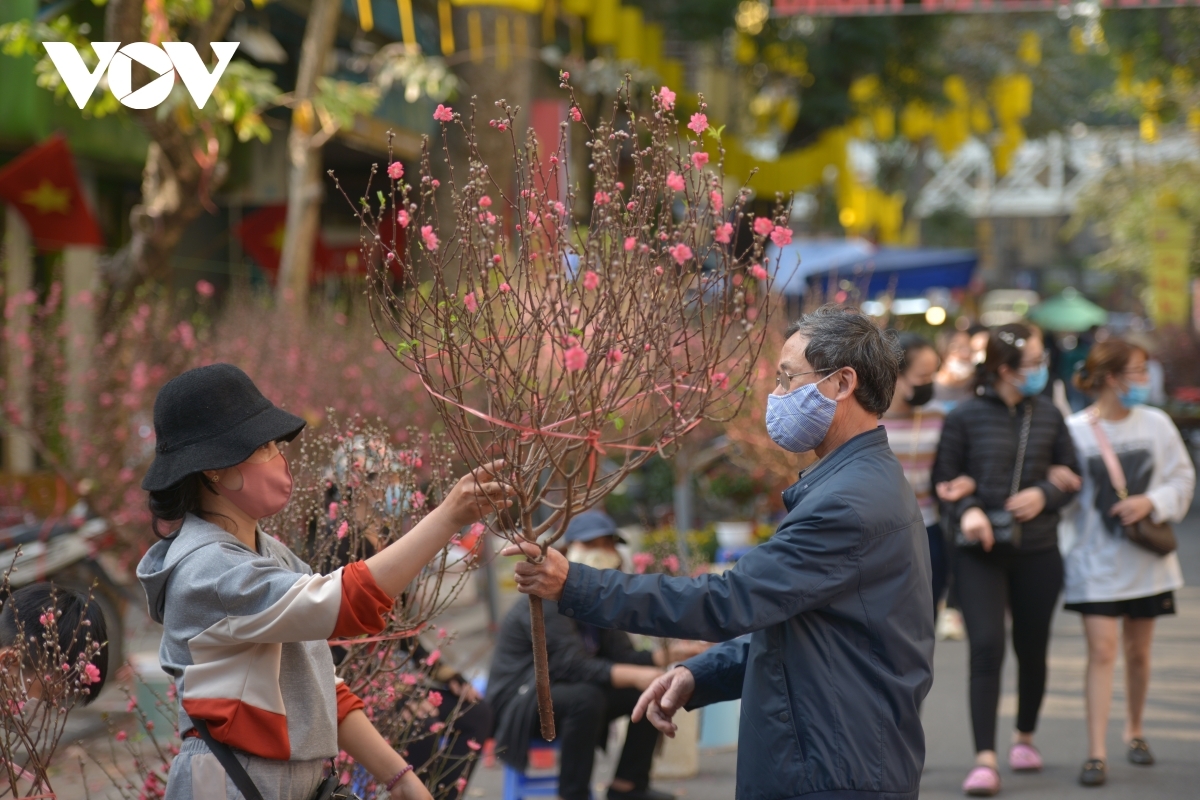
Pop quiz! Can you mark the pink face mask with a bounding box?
[215,452,293,519]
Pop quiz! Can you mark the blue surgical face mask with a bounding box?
[765,372,839,453]
[1015,364,1048,397]
[1118,381,1150,408]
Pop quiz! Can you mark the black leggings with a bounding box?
[956,545,1063,753]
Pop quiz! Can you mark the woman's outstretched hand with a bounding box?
[366,460,514,598]
[501,540,570,603]
[439,460,516,528]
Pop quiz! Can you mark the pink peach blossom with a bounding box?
[607,349,624,365]
[564,345,588,372]
[753,217,775,236]
[82,663,101,685]
[714,223,733,244]
[421,225,439,251]
[594,190,611,205]
[583,270,600,291]
[397,209,410,228]
[770,226,793,246]
[433,104,453,122]
[710,190,723,213]
[624,237,636,251]
[499,282,511,293]
[570,106,582,122]
[691,151,709,169]
[669,243,693,265]
[478,195,492,208]
[750,263,769,281]
[425,649,441,666]
[658,86,676,111]
[195,279,215,298]
[336,521,349,539]
[387,162,404,180]
[712,372,730,390]
[688,113,709,134]
[428,690,444,707]
[666,171,685,192]
[463,293,478,313]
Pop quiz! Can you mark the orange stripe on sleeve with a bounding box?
[335,681,365,724]
[331,561,394,638]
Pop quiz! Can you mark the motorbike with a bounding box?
[0,503,128,672]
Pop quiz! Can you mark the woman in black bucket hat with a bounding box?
[136,363,512,800]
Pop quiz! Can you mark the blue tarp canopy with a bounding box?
[768,239,978,298]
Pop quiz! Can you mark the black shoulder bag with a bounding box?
[192,720,360,800]
[957,402,1033,549]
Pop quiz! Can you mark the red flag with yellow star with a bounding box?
[0,134,104,249]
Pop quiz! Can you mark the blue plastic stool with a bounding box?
[502,741,593,800]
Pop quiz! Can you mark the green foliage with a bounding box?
[1066,161,1200,276]
[315,77,382,131]
[641,525,718,566]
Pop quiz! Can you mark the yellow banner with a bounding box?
[452,0,545,12]
[1147,213,1193,327]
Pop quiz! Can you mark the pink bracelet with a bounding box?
[385,765,414,792]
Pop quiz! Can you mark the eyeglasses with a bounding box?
[1019,353,1049,371]
[776,368,837,392]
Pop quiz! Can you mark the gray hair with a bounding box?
[785,305,902,416]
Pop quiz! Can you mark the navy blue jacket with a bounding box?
[558,428,934,800]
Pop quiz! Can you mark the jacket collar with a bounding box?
[978,383,1034,412]
[781,426,889,512]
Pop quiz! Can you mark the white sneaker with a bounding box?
[936,607,965,641]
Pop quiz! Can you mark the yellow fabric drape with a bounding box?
[356,0,374,32]
[496,14,511,70]
[562,0,593,15]
[588,0,618,45]
[615,6,642,62]
[398,0,418,49]
[543,0,557,43]
[439,0,456,54]
[642,22,663,76]
[451,0,544,11]
[468,10,484,63]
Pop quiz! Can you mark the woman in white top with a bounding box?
[1062,339,1195,788]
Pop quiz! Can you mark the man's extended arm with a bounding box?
[509,495,862,642]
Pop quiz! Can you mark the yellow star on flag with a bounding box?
[267,224,286,252]
[20,180,72,215]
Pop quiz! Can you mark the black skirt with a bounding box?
[1064,590,1176,618]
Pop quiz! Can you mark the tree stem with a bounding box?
[528,594,556,741]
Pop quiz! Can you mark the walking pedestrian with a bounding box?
[506,306,934,800]
[932,322,1080,797]
[882,333,948,616]
[1063,339,1194,787]
[136,364,513,800]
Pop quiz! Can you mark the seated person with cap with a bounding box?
[486,511,705,800]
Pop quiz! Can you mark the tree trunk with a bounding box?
[3,205,35,474]
[101,0,236,315]
[278,0,342,310]
[528,594,557,741]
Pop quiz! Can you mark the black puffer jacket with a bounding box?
[932,387,1079,552]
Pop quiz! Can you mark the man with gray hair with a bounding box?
[507,306,935,800]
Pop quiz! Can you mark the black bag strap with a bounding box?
[193,720,266,800]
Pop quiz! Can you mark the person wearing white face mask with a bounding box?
[504,306,935,800]
[1061,339,1194,788]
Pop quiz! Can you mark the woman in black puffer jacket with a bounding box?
[932,322,1080,797]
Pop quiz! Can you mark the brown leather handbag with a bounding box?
[1088,411,1177,556]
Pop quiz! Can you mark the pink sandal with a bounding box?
[963,765,1001,797]
[1008,743,1043,772]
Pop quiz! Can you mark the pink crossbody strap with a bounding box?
[1088,409,1129,499]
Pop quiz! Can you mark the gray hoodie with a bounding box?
[138,514,393,760]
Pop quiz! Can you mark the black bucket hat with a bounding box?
[141,363,306,492]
